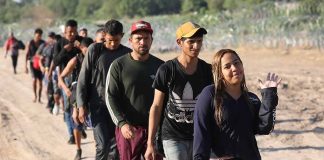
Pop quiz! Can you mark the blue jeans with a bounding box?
[162,139,193,160]
[62,87,73,137]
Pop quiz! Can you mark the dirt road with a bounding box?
[1,48,324,160]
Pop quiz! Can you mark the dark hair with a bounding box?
[80,28,87,32]
[35,28,43,35]
[54,34,62,41]
[81,37,94,47]
[65,19,78,28]
[48,32,56,38]
[104,19,123,36]
[96,28,105,34]
[212,49,251,127]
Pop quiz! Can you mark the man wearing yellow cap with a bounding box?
[145,22,213,160]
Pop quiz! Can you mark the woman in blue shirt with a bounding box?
[193,49,281,160]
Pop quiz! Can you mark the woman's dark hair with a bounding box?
[212,49,251,126]
[104,19,123,36]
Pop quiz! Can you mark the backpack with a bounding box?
[90,43,104,84]
[69,54,85,106]
[17,40,25,50]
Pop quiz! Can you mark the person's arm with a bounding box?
[106,61,139,140]
[3,39,9,58]
[58,57,77,98]
[77,45,93,123]
[37,44,46,72]
[105,61,126,127]
[193,86,213,160]
[256,73,281,135]
[47,61,55,79]
[255,87,278,134]
[25,41,31,73]
[39,55,45,73]
[53,42,70,66]
[144,89,165,160]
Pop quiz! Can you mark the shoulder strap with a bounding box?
[73,54,83,82]
[93,43,104,67]
[90,43,104,83]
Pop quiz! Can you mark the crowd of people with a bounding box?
[3,19,281,160]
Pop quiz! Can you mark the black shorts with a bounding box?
[30,62,43,80]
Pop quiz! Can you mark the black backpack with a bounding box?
[90,43,105,84]
[17,40,25,50]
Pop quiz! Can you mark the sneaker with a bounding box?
[81,130,87,139]
[52,105,59,115]
[74,149,82,160]
[67,136,75,145]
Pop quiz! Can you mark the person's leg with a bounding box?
[108,137,119,160]
[72,106,83,160]
[37,74,43,103]
[11,55,18,74]
[30,62,37,102]
[115,127,130,160]
[162,140,193,160]
[115,126,148,160]
[74,128,81,148]
[62,90,74,143]
[52,74,61,114]
[72,109,82,149]
[93,120,114,160]
[32,78,37,102]
[65,111,74,144]
[47,79,55,112]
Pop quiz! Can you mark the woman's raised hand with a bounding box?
[258,73,281,89]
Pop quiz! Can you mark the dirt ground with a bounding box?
[0,47,324,160]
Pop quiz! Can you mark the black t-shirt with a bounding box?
[53,37,82,69]
[153,58,213,140]
[27,39,45,60]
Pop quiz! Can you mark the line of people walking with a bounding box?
[3,19,281,160]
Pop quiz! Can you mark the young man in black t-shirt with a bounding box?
[25,28,45,103]
[52,19,83,146]
[145,22,213,160]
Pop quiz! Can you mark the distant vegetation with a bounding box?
[0,0,323,24]
[0,0,323,52]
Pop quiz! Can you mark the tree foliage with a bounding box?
[0,0,323,24]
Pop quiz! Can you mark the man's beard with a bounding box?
[136,47,150,55]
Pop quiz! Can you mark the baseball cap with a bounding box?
[130,20,153,34]
[176,21,207,40]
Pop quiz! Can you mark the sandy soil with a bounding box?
[0,47,324,160]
